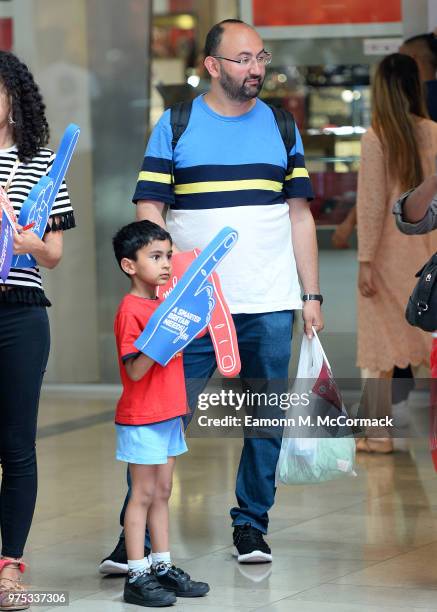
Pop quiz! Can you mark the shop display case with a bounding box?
[261,63,371,231]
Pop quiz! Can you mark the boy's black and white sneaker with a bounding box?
[124,571,176,607]
[99,537,151,575]
[233,523,273,563]
[153,562,210,597]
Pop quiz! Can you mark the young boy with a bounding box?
[112,220,209,607]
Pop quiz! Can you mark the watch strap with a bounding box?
[302,293,323,304]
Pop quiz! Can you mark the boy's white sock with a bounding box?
[128,557,151,583]
[151,551,171,570]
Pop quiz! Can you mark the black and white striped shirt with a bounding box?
[0,146,74,304]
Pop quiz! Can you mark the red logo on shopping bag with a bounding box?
[312,360,342,411]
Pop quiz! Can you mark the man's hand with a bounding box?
[136,200,181,253]
[302,301,324,339]
[358,262,376,297]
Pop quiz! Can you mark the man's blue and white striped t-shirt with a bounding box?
[133,94,313,314]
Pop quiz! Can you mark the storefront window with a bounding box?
[240,0,402,229]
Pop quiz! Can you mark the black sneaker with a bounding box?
[153,563,210,597]
[124,571,176,607]
[233,523,272,563]
[99,537,151,575]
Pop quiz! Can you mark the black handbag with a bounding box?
[406,253,437,331]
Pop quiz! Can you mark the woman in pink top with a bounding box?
[356,53,437,453]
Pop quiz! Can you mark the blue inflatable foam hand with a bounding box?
[138,281,216,366]
[12,177,53,268]
[135,227,238,366]
[13,123,80,269]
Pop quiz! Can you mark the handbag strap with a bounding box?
[311,327,332,371]
[4,157,19,193]
[416,262,437,312]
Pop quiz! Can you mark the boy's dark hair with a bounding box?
[204,19,246,57]
[112,220,172,273]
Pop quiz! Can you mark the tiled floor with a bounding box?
[16,388,437,611]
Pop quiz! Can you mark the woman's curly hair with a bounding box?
[0,51,50,163]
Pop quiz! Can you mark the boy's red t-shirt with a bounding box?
[114,294,188,425]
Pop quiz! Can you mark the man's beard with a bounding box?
[219,68,264,101]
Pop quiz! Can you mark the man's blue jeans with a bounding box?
[119,310,294,542]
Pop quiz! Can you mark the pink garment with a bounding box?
[356,120,437,372]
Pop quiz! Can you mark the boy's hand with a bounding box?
[125,353,155,382]
[135,227,238,366]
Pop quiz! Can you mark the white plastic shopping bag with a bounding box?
[275,328,356,485]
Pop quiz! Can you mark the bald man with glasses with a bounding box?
[101,18,322,573]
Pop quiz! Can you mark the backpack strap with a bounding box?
[169,100,193,185]
[267,104,296,172]
[170,100,193,152]
[169,101,296,176]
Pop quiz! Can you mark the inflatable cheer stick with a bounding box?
[195,247,241,377]
[0,204,18,282]
[135,227,238,366]
[157,251,209,340]
[157,249,241,377]
[13,123,80,268]
[0,186,18,281]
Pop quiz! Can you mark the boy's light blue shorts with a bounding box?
[116,417,188,465]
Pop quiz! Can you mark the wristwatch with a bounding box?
[302,294,323,305]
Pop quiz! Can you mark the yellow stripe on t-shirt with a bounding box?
[174,179,283,195]
[285,167,309,182]
[138,171,173,184]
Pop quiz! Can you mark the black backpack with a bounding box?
[169,100,296,172]
[406,253,437,332]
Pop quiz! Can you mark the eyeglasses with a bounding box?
[212,52,272,66]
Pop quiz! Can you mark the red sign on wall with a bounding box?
[252,0,401,27]
[169,0,194,12]
[0,18,12,51]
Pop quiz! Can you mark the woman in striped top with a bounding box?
[0,51,75,609]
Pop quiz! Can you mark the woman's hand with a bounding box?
[358,262,376,297]
[331,220,353,249]
[13,224,63,269]
[13,225,45,255]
